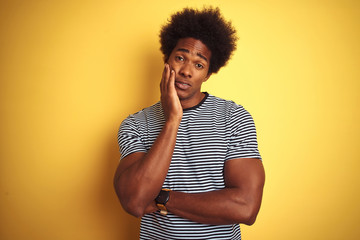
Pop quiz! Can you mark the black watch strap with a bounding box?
[155,189,171,215]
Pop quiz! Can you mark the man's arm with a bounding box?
[113,64,182,217]
[165,158,265,225]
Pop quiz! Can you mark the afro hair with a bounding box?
[159,7,238,74]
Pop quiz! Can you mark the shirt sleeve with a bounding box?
[226,105,262,161]
[117,115,147,160]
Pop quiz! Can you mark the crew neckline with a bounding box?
[183,92,209,111]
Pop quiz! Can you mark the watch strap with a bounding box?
[156,203,168,215]
[155,189,171,215]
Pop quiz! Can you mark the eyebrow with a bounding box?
[176,48,208,62]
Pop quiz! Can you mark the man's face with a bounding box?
[167,37,212,107]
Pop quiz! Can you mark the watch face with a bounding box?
[156,190,169,204]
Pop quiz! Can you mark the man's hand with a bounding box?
[160,64,183,123]
[114,64,182,218]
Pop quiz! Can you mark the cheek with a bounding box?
[199,73,209,82]
[168,62,180,73]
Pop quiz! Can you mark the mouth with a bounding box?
[175,80,191,90]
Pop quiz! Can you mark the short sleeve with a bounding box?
[117,115,147,160]
[226,105,262,161]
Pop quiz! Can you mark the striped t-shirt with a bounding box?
[118,93,261,240]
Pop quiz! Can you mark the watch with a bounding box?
[155,188,171,215]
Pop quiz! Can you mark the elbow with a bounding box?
[230,197,260,225]
[118,193,147,218]
[231,208,258,226]
[231,189,263,225]
[240,205,260,226]
[113,179,147,218]
[122,202,146,218]
[243,213,257,226]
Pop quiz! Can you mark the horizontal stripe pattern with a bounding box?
[118,93,261,239]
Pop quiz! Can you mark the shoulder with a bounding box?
[206,94,249,117]
[121,102,163,125]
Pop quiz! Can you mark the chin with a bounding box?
[175,89,189,99]
[176,93,188,101]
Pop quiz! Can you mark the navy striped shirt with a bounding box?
[118,93,261,239]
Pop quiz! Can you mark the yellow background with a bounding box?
[1,0,359,239]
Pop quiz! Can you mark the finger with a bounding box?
[168,68,176,90]
[163,64,170,92]
[160,64,168,93]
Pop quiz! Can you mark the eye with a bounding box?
[175,56,184,62]
[195,63,204,69]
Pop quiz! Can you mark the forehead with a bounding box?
[172,38,212,62]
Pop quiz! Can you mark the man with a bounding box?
[114,7,265,240]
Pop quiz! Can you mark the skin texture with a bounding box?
[167,37,212,109]
[113,37,265,225]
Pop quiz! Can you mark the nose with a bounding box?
[179,63,192,78]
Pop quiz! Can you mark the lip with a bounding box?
[175,80,191,90]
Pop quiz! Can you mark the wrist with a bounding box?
[155,189,172,215]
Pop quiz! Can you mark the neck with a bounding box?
[180,92,205,110]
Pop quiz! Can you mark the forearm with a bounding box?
[166,188,261,225]
[115,120,179,216]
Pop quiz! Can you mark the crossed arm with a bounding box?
[114,151,264,225]
[113,64,265,225]
[165,158,264,225]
